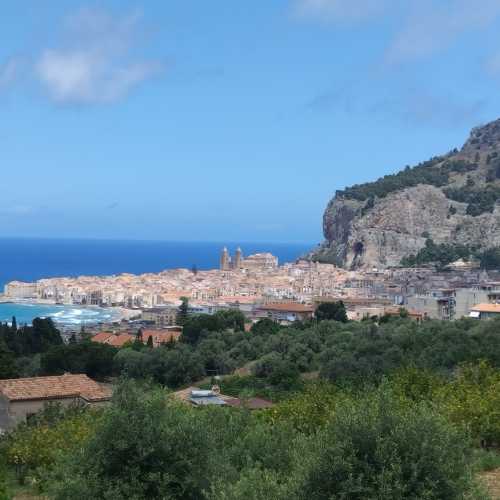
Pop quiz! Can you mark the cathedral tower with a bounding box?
[233,247,243,269]
[220,247,230,270]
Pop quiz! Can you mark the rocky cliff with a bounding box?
[313,118,500,269]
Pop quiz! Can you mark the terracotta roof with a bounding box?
[0,374,111,402]
[105,334,135,347]
[471,303,500,313]
[92,332,134,347]
[92,332,113,342]
[142,330,181,347]
[260,303,314,313]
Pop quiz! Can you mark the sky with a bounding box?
[2,1,500,243]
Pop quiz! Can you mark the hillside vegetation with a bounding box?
[3,312,500,498]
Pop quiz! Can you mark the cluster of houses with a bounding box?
[4,276,500,432]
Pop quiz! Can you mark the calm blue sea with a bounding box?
[0,238,313,290]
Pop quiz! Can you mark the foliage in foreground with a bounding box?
[39,381,481,500]
[2,403,97,487]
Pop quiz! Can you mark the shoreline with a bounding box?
[0,298,139,324]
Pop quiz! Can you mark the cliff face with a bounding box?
[313,118,500,269]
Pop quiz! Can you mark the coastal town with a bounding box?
[4,247,500,333]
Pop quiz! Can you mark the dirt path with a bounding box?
[481,468,500,499]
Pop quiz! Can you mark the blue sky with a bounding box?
[2,0,500,243]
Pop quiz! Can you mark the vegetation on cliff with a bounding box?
[401,238,500,270]
[336,158,476,202]
[444,184,500,216]
[401,239,473,269]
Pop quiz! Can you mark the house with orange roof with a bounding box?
[92,329,181,348]
[255,302,315,324]
[0,374,111,431]
[469,303,500,320]
[141,329,181,347]
[91,332,135,347]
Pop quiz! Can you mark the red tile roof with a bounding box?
[92,332,134,347]
[0,374,111,402]
[260,303,314,313]
[93,330,181,348]
[92,332,113,342]
[471,303,500,313]
[105,334,135,347]
[142,330,181,346]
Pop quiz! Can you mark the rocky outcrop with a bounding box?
[313,118,500,269]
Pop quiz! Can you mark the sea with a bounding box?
[0,238,314,327]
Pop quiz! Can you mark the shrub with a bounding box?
[49,382,217,500]
[253,353,301,390]
[5,404,96,485]
[435,361,500,447]
[291,388,477,499]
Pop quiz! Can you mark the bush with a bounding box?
[291,388,477,499]
[435,361,500,447]
[262,382,338,434]
[0,467,10,500]
[252,353,301,390]
[49,381,217,500]
[5,403,96,486]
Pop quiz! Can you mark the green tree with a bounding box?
[251,319,280,336]
[50,381,217,500]
[252,353,301,390]
[315,301,348,323]
[41,341,117,380]
[0,341,18,379]
[177,297,190,326]
[0,467,10,500]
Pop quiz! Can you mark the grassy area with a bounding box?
[475,450,500,473]
[4,469,44,500]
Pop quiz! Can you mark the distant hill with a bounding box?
[312,118,500,269]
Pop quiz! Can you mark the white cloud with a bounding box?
[385,0,500,64]
[35,8,164,104]
[36,50,161,104]
[294,0,389,21]
[295,0,500,65]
